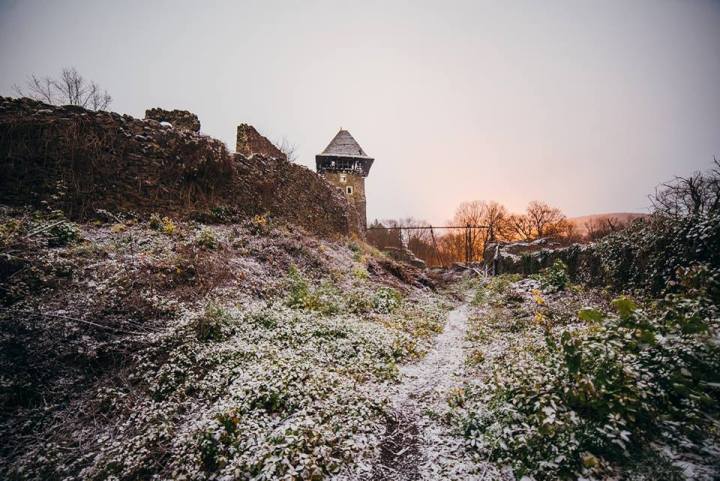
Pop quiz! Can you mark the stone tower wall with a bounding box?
[321,172,367,232]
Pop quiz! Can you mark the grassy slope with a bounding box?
[0,208,454,480]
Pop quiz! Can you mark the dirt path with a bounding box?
[371,302,496,481]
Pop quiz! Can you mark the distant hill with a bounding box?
[568,212,649,235]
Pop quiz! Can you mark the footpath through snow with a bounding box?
[371,300,504,481]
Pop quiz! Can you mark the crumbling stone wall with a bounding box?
[236,123,286,160]
[0,97,360,237]
[144,108,201,132]
[232,153,363,236]
[484,239,602,283]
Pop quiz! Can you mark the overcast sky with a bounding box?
[1,0,719,224]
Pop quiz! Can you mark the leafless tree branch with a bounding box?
[13,67,112,111]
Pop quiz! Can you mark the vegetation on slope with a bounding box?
[458,223,718,478]
[454,166,720,480]
[0,208,451,480]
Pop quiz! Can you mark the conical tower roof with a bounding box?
[318,129,372,159]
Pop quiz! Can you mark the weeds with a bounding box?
[149,213,163,230]
[462,274,720,480]
[286,265,340,314]
[193,302,231,341]
[249,214,269,235]
[195,227,218,250]
[373,287,403,313]
[533,259,569,292]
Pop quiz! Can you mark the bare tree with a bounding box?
[651,159,720,217]
[13,67,112,110]
[525,201,566,238]
[438,230,466,265]
[276,137,299,163]
[483,201,511,242]
[451,200,513,261]
[552,218,582,244]
[508,213,535,241]
[453,201,487,261]
[584,216,629,241]
[366,219,403,250]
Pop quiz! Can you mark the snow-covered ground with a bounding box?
[337,296,507,481]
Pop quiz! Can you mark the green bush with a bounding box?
[352,267,369,280]
[346,290,373,314]
[534,259,569,292]
[462,294,720,479]
[287,265,310,307]
[47,220,80,247]
[195,227,218,250]
[589,212,720,296]
[286,266,339,314]
[209,205,235,223]
[193,303,231,341]
[473,274,522,306]
[372,287,403,313]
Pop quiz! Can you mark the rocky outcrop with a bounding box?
[383,247,427,269]
[0,97,360,237]
[144,108,201,132]
[484,238,602,283]
[236,123,286,160]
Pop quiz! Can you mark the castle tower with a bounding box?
[316,130,374,231]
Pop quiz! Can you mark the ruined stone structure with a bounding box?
[0,97,361,238]
[316,130,374,231]
[144,108,201,132]
[236,124,286,160]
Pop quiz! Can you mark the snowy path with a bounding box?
[371,302,495,481]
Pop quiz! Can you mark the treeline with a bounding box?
[368,200,634,267]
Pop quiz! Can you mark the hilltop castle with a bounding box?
[316,130,374,231]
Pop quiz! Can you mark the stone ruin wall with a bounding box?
[144,108,201,132]
[484,238,603,284]
[0,97,362,238]
[236,124,286,160]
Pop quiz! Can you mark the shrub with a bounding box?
[47,220,80,247]
[588,212,720,295]
[161,216,176,235]
[352,267,368,280]
[346,290,373,314]
[249,214,269,235]
[534,259,569,292]
[286,266,339,314]
[195,227,218,250]
[193,303,231,341]
[461,294,720,479]
[209,205,235,223]
[473,274,522,306]
[247,309,277,329]
[287,265,311,309]
[149,213,163,230]
[373,287,403,313]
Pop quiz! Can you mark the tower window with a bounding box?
[346,186,353,195]
[340,174,347,183]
